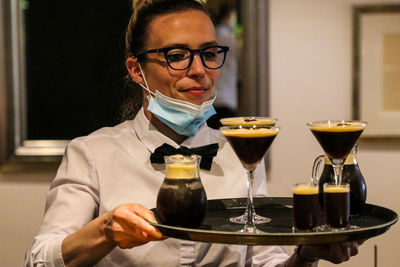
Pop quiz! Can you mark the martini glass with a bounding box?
[307,120,367,185]
[220,125,280,233]
[220,117,278,225]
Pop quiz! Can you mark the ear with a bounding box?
[126,57,145,86]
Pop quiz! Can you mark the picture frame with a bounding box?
[353,4,400,138]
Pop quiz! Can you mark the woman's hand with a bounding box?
[300,240,365,264]
[104,203,165,248]
[62,203,165,266]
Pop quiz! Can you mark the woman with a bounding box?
[25,1,362,266]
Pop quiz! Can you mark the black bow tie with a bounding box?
[150,143,219,170]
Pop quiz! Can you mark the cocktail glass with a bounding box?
[220,125,280,232]
[307,120,367,185]
[220,117,277,224]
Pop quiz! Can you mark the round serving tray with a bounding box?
[150,197,398,245]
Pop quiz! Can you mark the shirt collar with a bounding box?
[132,108,212,153]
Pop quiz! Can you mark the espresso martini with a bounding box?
[221,127,279,168]
[308,120,367,185]
[309,121,366,160]
[220,125,280,231]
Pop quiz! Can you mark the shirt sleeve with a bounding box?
[246,245,290,267]
[25,138,100,267]
[25,235,65,267]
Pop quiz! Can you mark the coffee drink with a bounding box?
[310,122,365,160]
[323,183,350,229]
[318,152,366,216]
[293,184,319,230]
[156,155,207,228]
[221,127,278,165]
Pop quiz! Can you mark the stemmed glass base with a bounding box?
[231,169,270,233]
[229,213,271,224]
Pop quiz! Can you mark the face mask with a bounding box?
[137,64,216,137]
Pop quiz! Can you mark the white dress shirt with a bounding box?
[25,108,289,266]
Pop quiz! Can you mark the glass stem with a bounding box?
[333,164,344,185]
[246,170,256,229]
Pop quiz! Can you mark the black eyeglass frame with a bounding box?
[133,45,229,70]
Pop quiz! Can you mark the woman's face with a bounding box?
[138,10,220,106]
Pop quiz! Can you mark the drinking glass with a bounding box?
[220,117,277,224]
[307,120,366,185]
[292,183,319,231]
[323,182,350,230]
[220,125,280,232]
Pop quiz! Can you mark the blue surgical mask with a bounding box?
[137,64,216,137]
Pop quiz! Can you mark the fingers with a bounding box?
[121,204,164,239]
[340,242,351,261]
[327,243,348,264]
[305,240,363,264]
[356,239,366,246]
[127,204,164,239]
[349,241,360,256]
[129,203,158,223]
[108,204,165,249]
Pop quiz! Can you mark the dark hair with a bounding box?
[120,0,209,121]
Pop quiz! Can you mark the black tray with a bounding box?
[151,197,398,245]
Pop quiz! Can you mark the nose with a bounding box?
[187,54,206,76]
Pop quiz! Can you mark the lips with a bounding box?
[179,87,208,96]
[180,87,207,92]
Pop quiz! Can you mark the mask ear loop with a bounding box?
[137,63,156,97]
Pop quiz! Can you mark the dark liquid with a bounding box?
[293,193,319,230]
[156,178,207,228]
[318,163,367,216]
[225,135,276,165]
[311,130,363,159]
[324,190,350,228]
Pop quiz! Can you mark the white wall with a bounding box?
[0,166,56,267]
[268,0,400,266]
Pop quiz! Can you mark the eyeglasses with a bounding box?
[134,45,229,71]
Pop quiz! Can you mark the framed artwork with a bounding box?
[353,4,400,138]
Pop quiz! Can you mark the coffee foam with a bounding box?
[220,117,276,126]
[324,186,350,193]
[293,185,318,195]
[310,122,365,132]
[165,164,197,179]
[221,127,279,137]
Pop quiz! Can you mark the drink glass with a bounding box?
[307,120,367,185]
[292,183,319,231]
[219,116,277,224]
[156,154,207,228]
[220,125,280,233]
[323,182,350,230]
